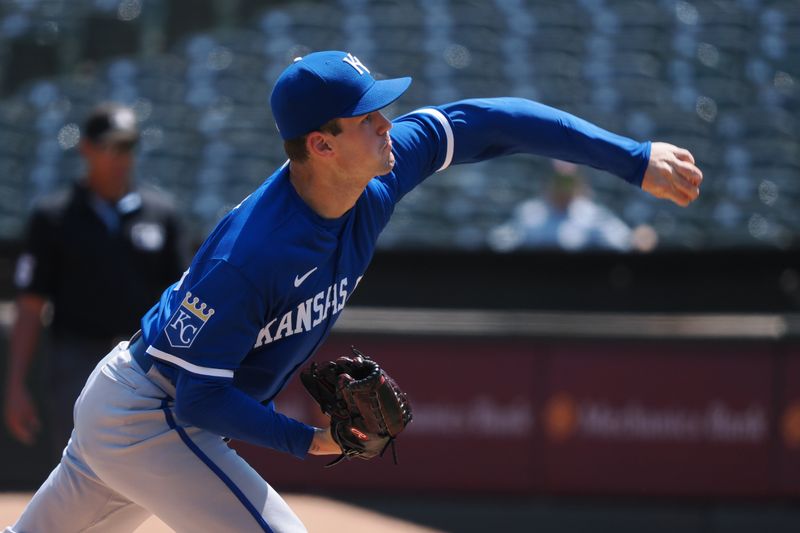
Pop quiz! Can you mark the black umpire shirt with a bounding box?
[14,181,190,343]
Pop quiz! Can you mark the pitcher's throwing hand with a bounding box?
[642,142,704,207]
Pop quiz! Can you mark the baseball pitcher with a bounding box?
[6,51,701,532]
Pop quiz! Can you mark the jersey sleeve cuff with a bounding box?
[292,422,317,459]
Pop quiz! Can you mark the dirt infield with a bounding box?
[0,492,443,532]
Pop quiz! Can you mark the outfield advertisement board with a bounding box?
[236,336,793,497]
[778,350,800,495]
[540,342,773,496]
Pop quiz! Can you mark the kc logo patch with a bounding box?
[165,291,215,348]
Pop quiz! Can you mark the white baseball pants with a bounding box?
[5,342,306,533]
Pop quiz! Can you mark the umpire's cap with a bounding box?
[270,51,411,140]
[83,102,139,145]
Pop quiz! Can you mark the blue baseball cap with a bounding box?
[270,51,412,140]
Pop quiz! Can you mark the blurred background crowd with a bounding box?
[0,0,795,251]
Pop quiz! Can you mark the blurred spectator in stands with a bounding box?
[3,102,190,460]
[488,160,657,252]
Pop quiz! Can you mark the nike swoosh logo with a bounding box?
[294,267,318,287]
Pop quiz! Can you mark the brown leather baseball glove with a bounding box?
[300,348,412,467]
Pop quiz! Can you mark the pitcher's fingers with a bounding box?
[673,147,696,164]
[673,158,703,186]
[664,166,697,198]
[668,182,697,206]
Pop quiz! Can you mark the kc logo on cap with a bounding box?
[342,53,370,75]
[270,50,412,140]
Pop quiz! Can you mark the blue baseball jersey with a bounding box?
[139,97,651,458]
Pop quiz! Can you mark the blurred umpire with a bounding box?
[3,102,190,460]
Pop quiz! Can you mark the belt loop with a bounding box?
[128,331,152,373]
[126,331,176,400]
[129,330,142,344]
